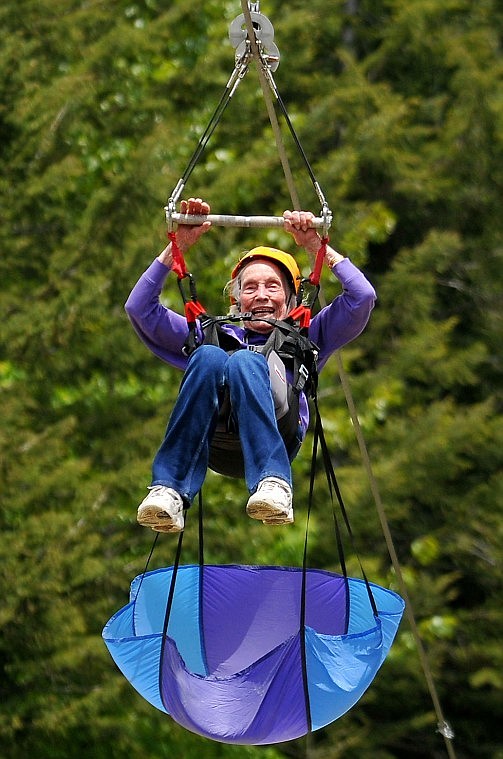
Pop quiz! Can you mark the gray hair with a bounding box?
[223,277,241,316]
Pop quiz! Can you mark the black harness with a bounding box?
[197,312,319,399]
[172,236,325,479]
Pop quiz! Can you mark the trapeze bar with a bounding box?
[166,211,331,230]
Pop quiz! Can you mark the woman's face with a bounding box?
[238,261,290,334]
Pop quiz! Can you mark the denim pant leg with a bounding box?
[151,345,227,503]
[225,350,292,493]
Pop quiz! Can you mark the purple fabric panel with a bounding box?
[201,566,300,675]
[200,566,348,675]
[161,632,308,744]
[304,571,348,634]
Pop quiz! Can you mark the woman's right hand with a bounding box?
[176,198,212,252]
[158,197,212,265]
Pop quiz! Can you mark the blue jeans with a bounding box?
[151,345,294,504]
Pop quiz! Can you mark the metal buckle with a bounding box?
[295,364,309,392]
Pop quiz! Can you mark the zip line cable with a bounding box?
[335,352,457,757]
[239,0,300,212]
[238,2,456,756]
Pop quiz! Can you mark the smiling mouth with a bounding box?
[251,308,274,319]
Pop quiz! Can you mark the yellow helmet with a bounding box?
[231,247,302,298]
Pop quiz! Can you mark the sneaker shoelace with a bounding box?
[259,479,289,495]
[149,485,167,495]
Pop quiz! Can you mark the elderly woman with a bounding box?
[125,198,376,532]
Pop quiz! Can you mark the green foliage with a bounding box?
[1,1,502,757]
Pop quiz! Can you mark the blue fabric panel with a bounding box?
[102,602,166,713]
[306,623,382,730]
[363,582,405,655]
[307,579,405,730]
[131,566,207,674]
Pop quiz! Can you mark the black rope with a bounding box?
[312,395,379,618]
[131,532,160,637]
[197,490,205,566]
[173,82,326,211]
[158,513,187,711]
[168,65,249,201]
[275,91,320,193]
[166,44,329,217]
[196,491,210,675]
[298,409,320,737]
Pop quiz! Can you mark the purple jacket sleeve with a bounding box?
[124,259,191,371]
[309,258,376,371]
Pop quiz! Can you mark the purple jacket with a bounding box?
[125,257,376,435]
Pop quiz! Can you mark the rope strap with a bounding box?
[168,231,188,279]
[167,231,207,355]
[309,236,329,287]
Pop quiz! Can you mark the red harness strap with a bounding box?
[309,236,329,287]
[287,237,329,329]
[168,232,206,353]
[288,304,312,329]
[184,299,206,323]
[168,231,189,279]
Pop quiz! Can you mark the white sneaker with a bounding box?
[246,477,294,525]
[137,486,185,533]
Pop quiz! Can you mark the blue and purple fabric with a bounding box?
[103,564,404,745]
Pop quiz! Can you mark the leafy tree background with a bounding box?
[1,0,502,757]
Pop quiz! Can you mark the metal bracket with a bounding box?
[437,720,455,740]
[229,9,280,71]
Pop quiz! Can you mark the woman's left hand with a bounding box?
[283,210,320,255]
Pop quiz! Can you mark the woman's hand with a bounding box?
[176,198,212,252]
[283,209,345,267]
[283,210,320,255]
[158,197,212,266]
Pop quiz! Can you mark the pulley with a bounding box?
[229,9,280,71]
